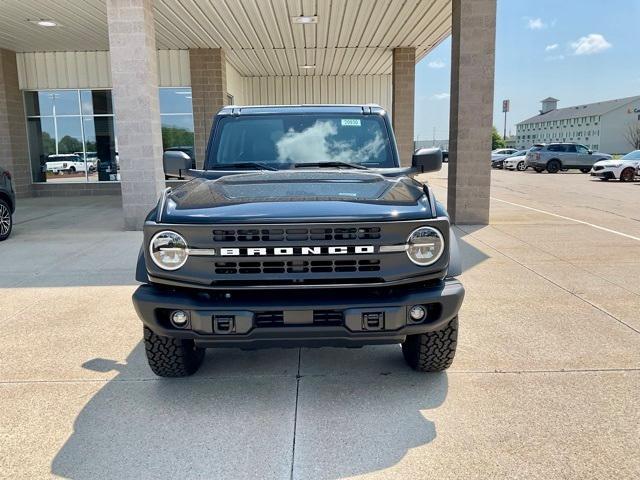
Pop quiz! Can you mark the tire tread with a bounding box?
[402,317,458,372]
[143,327,204,377]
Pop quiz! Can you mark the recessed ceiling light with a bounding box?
[300,65,316,69]
[292,15,318,24]
[29,19,58,27]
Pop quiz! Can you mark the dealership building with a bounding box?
[514,96,640,154]
[0,0,498,229]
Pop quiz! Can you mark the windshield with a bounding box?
[621,150,640,160]
[209,114,396,169]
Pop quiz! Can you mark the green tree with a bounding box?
[162,126,194,149]
[58,135,83,154]
[41,131,56,155]
[492,126,506,150]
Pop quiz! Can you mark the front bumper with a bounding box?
[133,279,465,348]
[590,169,616,179]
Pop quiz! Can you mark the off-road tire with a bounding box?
[546,160,561,174]
[620,167,635,182]
[0,199,12,241]
[401,316,458,372]
[143,326,205,377]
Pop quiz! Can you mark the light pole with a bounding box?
[502,99,510,141]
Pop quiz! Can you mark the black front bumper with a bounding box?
[591,170,614,179]
[132,280,464,348]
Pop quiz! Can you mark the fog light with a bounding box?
[170,310,189,327]
[409,305,426,322]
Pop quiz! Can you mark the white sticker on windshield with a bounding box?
[341,119,361,127]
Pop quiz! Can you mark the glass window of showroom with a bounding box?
[25,88,194,183]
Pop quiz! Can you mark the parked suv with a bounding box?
[133,105,464,377]
[526,143,612,173]
[45,154,87,175]
[0,165,16,241]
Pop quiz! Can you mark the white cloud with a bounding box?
[427,60,445,69]
[527,18,546,30]
[276,121,384,163]
[570,34,612,55]
[545,43,558,51]
[432,93,450,100]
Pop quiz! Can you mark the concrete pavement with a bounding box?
[0,168,639,479]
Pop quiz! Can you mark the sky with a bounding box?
[414,0,640,141]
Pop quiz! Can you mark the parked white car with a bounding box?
[491,148,519,161]
[503,150,529,171]
[45,154,87,174]
[590,150,640,182]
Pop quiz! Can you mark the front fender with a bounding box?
[135,246,148,283]
[447,227,462,278]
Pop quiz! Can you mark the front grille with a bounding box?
[254,310,344,327]
[214,259,381,274]
[212,227,381,242]
[254,311,284,327]
[312,310,344,325]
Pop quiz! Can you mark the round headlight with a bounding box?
[406,226,445,266]
[149,231,188,270]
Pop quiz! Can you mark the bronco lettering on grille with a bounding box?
[218,245,375,257]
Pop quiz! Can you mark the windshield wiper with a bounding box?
[208,162,277,171]
[293,161,367,170]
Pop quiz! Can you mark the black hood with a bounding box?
[161,170,433,224]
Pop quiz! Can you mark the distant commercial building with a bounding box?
[504,136,517,148]
[515,95,640,154]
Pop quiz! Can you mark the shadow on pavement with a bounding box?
[293,372,449,480]
[51,343,297,479]
[51,343,450,480]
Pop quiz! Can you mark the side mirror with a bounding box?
[411,147,443,173]
[163,151,193,179]
[588,150,593,154]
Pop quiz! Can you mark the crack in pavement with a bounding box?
[1,367,639,386]
[489,223,640,299]
[289,348,302,480]
[458,225,640,336]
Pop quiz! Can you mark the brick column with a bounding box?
[447,0,497,224]
[392,48,416,167]
[0,49,32,198]
[189,49,227,168]
[107,0,165,230]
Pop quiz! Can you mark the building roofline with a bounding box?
[516,95,640,125]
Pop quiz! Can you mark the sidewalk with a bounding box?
[0,192,638,479]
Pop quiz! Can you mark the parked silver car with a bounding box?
[526,143,612,173]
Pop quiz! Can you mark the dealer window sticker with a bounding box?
[341,119,361,127]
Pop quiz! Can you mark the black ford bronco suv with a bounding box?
[133,105,464,377]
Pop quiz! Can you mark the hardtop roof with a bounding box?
[217,104,386,116]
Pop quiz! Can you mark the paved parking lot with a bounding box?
[1,167,639,479]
